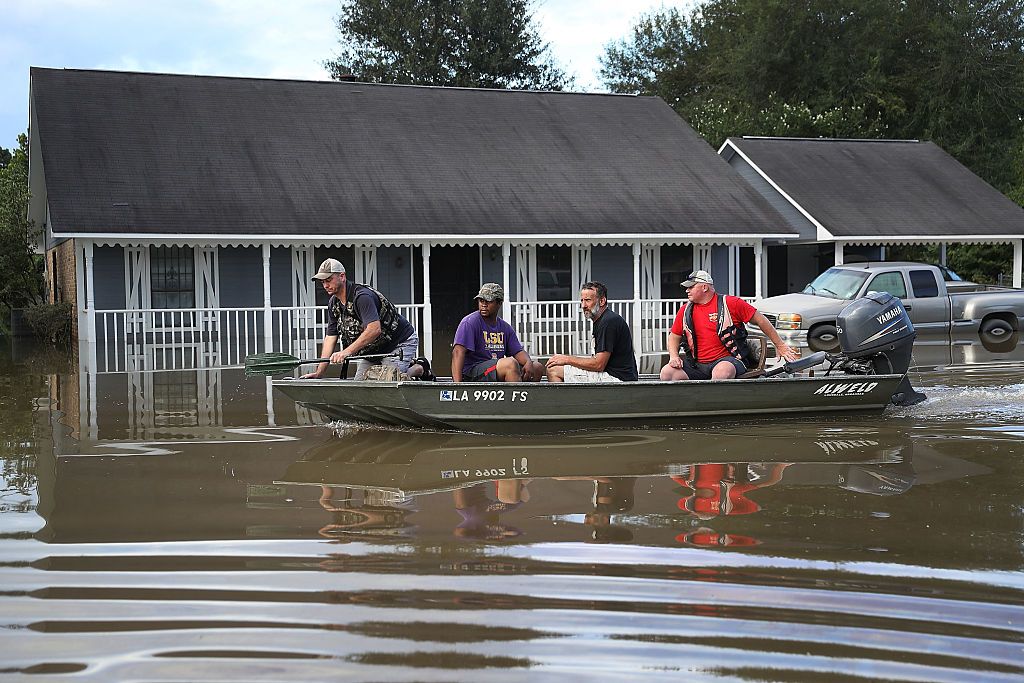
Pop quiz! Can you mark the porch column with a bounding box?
[1014,239,1023,289]
[728,244,737,295]
[940,242,948,266]
[262,243,273,352]
[85,240,96,343]
[632,243,642,365]
[754,241,764,300]
[422,243,432,358]
[75,239,87,341]
[834,242,844,266]
[501,242,510,317]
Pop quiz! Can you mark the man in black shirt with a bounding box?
[545,281,639,382]
[301,258,419,379]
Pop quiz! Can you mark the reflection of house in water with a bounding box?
[61,352,321,443]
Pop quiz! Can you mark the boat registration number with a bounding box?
[439,389,529,402]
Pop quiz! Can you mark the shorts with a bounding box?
[563,365,622,383]
[682,356,747,380]
[466,358,500,382]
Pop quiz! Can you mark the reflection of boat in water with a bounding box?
[280,428,993,549]
[279,428,913,496]
[273,294,925,433]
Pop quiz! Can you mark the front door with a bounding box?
[429,245,479,375]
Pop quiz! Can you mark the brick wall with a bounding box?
[45,239,79,340]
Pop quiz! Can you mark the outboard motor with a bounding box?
[835,292,926,406]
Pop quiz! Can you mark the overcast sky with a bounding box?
[2,0,695,150]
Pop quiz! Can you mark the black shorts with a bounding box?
[466,358,500,381]
[682,356,747,380]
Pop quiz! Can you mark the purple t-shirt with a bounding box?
[453,313,525,374]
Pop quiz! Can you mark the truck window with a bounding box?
[866,272,908,298]
[909,270,939,298]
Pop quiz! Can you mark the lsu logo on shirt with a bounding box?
[483,330,505,357]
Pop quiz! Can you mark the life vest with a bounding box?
[329,282,403,355]
[681,294,758,369]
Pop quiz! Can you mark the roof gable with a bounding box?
[723,137,1024,239]
[31,68,791,240]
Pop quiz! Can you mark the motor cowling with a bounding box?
[836,292,925,406]
[836,292,916,374]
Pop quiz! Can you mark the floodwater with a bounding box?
[1,334,1023,681]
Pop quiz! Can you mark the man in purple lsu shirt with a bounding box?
[452,283,545,383]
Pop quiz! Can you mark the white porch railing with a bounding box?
[92,304,426,373]
[90,298,757,373]
[269,304,426,359]
[509,299,684,358]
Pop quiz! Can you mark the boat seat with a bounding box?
[738,338,768,379]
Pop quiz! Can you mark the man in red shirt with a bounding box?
[660,270,798,380]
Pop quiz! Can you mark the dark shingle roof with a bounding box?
[31,68,791,239]
[725,137,1024,239]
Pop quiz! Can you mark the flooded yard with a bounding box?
[1,335,1022,681]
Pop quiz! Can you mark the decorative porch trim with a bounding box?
[516,245,537,301]
[571,245,591,291]
[640,245,660,300]
[195,246,219,312]
[63,232,799,246]
[355,246,377,287]
[291,246,316,308]
[695,246,713,273]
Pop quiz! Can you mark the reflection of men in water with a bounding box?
[452,480,530,540]
[673,463,789,519]
[586,478,636,543]
[317,485,415,539]
[676,528,759,547]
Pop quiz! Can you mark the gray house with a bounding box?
[720,137,1024,295]
[29,68,794,373]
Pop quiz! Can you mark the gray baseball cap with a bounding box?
[681,270,714,288]
[311,258,346,281]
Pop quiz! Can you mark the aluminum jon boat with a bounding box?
[273,293,926,434]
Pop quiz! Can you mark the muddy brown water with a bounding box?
[1,334,1022,681]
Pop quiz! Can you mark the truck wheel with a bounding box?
[808,324,840,352]
[980,317,1015,339]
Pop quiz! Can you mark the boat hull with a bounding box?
[272,373,906,434]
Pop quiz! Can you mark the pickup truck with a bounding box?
[753,262,1024,351]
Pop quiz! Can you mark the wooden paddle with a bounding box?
[243,352,393,376]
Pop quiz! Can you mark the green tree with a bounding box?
[325,0,571,90]
[601,1,1024,177]
[0,134,44,326]
[601,0,1024,282]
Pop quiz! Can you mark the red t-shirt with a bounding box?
[670,296,757,363]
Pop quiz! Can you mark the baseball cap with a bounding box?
[475,283,504,302]
[681,270,714,288]
[311,258,346,281]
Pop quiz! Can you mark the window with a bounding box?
[803,268,868,299]
[909,270,939,298]
[150,246,195,309]
[866,271,907,298]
